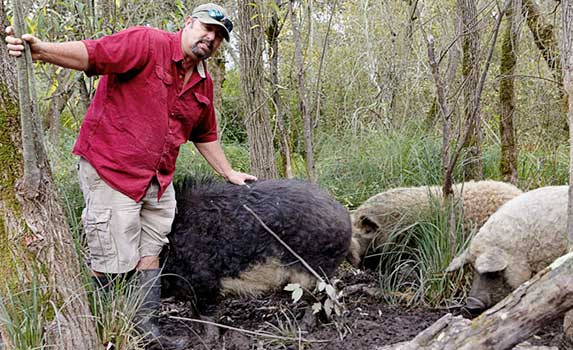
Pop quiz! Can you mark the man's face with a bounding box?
[181,17,224,61]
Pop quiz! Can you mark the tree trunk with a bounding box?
[290,0,316,182]
[499,1,519,185]
[377,252,573,350]
[522,0,561,81]
[0,5,26,345]
[207,48,226,138]
[207,48,225,115]
[98,0,116,32]
[425,17,461,131]
[426,33,457,250]
[562,0,573,339]
[0,2,99,348]
[458,0,483,180]
[76,74,91,116]
[522,0,567,130]
[238,0,279,179]
[267,2,293,178]
[405,0,419,49]
[426,35,453,199]
[443,3,507,198]
[313,0,336,133]
[563,0,573,252]
[46,68,72,145]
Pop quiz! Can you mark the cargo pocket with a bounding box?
[84,208,114,258]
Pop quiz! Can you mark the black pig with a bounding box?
[161,177,352,315]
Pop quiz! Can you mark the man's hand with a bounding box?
[5,26,43,59]
[226,170,257,186]
[4,27,88,70]
[194,141,258,186]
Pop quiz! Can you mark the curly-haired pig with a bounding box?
[446,186,568,314]
[350,180,522,266]
[161,177,352,316]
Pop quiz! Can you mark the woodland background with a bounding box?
[0,0,572,348]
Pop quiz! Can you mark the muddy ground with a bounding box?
[158,266,565,350]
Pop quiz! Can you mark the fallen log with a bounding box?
[376,252,573,350]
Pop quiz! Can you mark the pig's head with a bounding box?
[464,248,514,315]
[351,213,383,259]
[447,247,531,316]
[351,208,413,266]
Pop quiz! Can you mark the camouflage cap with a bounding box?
[191,3,232,41]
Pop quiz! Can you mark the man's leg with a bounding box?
[139,181,175,267]
[137,181,189,348]
[137,256,160,270]
[78,157,142,275]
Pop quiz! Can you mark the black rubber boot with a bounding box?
[135,269,190,350]
[92,274,111,294]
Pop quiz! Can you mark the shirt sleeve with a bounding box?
[82,27,151,76]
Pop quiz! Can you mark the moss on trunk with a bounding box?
[0,82,30,286]
[499,7,518,184]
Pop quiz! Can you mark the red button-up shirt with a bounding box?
[73,27,218,201]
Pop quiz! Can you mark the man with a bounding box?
[6,3,255,348]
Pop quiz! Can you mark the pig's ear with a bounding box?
[475,247,508,274]
[446,248,470,272]
[354,214,381,238]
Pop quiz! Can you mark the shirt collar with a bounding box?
[172,30,206,79]
[197,61,206,78]
[171,30,184,63]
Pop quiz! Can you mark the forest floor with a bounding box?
[158,266,565,350]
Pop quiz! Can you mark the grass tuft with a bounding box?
[256,308,308,350]
[0,274,46,349]
[89,276,146,350]
[372,198,473,308]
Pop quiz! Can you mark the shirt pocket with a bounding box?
[154,65,173,85]
[193,92,210,107]
[170,92,212,144]
[174,92,210,127]
[153,65,173,103]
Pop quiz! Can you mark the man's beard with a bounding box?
[192,40,213,59]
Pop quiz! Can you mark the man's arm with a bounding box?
[5,26,89,71]
[194,141,257,185]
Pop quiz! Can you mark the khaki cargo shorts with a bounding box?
[78,157,176,274]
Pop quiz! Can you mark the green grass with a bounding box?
[0,269,146,350]
[256,308,309,350]
[173,142,252,182]
[89,276,146,350]
[315,128,444,208]
[315,128,569,208]
[46,137,84,244]
[517,143,569,190]
[371,199,474,308]
[0,274,46,349]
